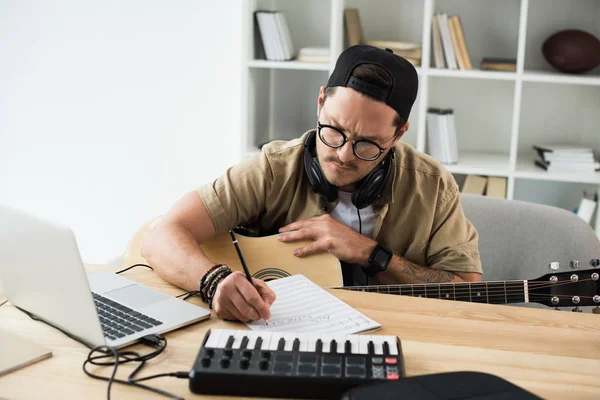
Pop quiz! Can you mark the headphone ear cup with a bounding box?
[303,131,338,203]
[351,151,393,209]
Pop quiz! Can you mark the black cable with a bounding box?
[176,290,200,301]
[82,335,188,400]
[15,306,188,399]
[357,207,368,286]
[0,299,8,307]
[115,263,154,274]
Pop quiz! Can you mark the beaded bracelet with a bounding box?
[199,264,225,303]
[200,266,230,303]
[207,269,233,310]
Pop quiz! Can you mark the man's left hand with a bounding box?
[278,214,377,265]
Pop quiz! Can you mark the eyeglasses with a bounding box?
[317,121,396,161]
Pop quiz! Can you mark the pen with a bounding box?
[228,229,269,325]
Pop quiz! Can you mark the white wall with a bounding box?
[0,0,242,264]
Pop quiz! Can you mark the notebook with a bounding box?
[246,274,381,334]
[0,329,53,377]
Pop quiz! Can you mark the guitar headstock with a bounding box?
[529,259,600,308]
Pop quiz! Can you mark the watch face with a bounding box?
[373,248,390,267]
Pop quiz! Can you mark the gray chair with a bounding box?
[460,193,600,312]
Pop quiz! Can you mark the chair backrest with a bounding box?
[460,194,600,282]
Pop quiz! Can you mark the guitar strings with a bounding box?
[336,277,597,299]
[339,277,594,292]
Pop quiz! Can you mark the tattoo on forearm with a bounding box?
[397,258,456,283]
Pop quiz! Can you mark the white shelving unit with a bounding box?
[240,0,600,214]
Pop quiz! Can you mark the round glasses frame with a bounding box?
[317,121,397,161]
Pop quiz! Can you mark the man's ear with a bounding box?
[317,86,326,116]
[394,121,410,144]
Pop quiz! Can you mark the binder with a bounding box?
[462,175,488,195]
[486,177,507,198]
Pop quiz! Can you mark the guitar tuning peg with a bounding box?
[572,306,583,313]
[590,259,600,268]
[569,260,579,269]
[549,262,560,271]
[593,307,600,315]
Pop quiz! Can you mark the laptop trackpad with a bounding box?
[106,284,170,309]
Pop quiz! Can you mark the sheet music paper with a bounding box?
[246,275,381,334]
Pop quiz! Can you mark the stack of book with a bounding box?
[255,11,295,61]
[533,144,600,173]
[363,40,421,66]
[426,108,459,165]
[344,8,421,66]
[431,13,472,70]
[480,57,517,72]
[296,47,329,63]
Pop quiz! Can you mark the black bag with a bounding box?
[341,371,542,400]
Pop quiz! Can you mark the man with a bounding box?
[142,45,482,322]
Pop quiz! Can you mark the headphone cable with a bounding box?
[357,207,368,286]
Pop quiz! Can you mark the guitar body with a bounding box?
[122,219,342,287]
[200,233,343,287]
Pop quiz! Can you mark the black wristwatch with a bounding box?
[364,243,393,277]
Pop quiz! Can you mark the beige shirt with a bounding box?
[197,131,482,275]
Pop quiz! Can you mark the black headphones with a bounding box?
[303,130,394,210]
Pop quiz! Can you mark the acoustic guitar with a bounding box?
[125,226,600,310]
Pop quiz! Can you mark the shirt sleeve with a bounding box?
[196,151,274,235]
[426,184,483,275]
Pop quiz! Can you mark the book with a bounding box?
[431,15,445,68]
[246,275,381,334]
[0,329,53,377]
[443,109,459,164]
[254,11,295,61]
[533,144,594,154]
[344,8,364,46]
[485,176,507,198]
[426,108,442,160]
[275,12,295,60]
[576,197,597,224]
[426,108,459,164]
[297,47,330,63]
[255,12,276,61]
[437,13,458,69]
[450,16,472,70]
[462,175,488,195]
[447,16,466,70]
[362,40,421,51]
[480,57,516,72]
[534,159,600,172]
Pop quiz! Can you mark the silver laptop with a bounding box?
[0,204,210,349]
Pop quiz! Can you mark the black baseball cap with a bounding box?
[326,44,419,122]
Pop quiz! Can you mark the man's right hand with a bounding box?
[211,271,276,322]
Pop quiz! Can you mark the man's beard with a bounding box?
[319,155,366,188]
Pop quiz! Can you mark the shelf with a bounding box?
[428,68,517,81]
[521,70,600,87]
[441,152,511,176]
[515,158,600,185]
[247,60,331,71]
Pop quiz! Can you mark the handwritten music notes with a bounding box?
[246,275,381,334]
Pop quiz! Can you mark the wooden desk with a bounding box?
[1,264,599,400]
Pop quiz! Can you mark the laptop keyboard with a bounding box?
[92,293,163,341]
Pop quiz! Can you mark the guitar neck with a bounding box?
[335,280,529,305]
